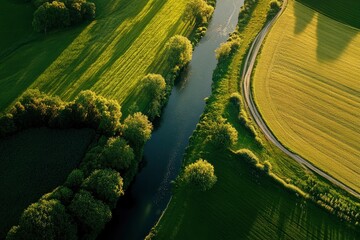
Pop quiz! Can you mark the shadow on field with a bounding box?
[316,14,358,62]
[293,1,358,62]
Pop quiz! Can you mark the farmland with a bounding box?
[0,0,194,114]
[0,128,95,237]
[151,0,360,239]
[252,0,360,192]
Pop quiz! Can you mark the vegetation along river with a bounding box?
[99,0,245,239]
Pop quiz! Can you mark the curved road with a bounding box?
[241,0,360,199]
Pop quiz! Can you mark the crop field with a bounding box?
[0,128,95,238]
[0,0,193,114]
[253,0,360,192]
[153,0,360,239]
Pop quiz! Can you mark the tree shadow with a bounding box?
[316,13,358,62]
[293,1,315,34]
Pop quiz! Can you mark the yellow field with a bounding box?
[253,0,360,192]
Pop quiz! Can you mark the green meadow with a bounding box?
[0,0,193,114]
[153,0,360,238]
[0,128,95,237]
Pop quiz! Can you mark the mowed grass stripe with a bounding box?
[253,0,360,191]
[0,0,192,112]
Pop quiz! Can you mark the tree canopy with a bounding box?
[183,159,217,191]
[122,112,153,147]
[166,35,193,70]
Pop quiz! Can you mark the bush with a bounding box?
[65,169,85,190]
[41,186,74,205]
[210,120,238,148]
[183,159,217,191]
[69,190,111,239]
[32,1,71,33]
[0,114,17,137]
[122,112,153,148]
[102,137,135,171]
[184,0,214,23]
[235,149,259,165]
[142,74,166,119]
[166,35,193,71]
[229,92,243,106]
[215,38,240,60]
[8,200,77,240]
[267,0,281,19]
[82,169,124,208]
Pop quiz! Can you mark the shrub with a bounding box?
[122,112,153,148]
[210,120,238,148]
[142,74,166,119]
[166,35,193,70]
[267,0,281,19]
[41,186,74,205]
[102,137,135,171]
[183,159,217,191]
[184,0,214,23]
[263,160,272,173]
[0,113,17,137]
[65,169,85,190]
[32,1,71,33]
[215,38,240,60]
[229,92,243,106]
[81,169,124,208]
[235,149,259,165]
[69,190,111,239]
[7,200,77,240]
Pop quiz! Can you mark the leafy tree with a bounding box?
[183,159,217,191]
[166,35,193,70]
[267,0,281,19]
[142,74,166,119]
[80,145,104,176]
[0,113,17,137]
[65,169,85,189]
[184,0,214,23]
[5,226,22,240]
[102,137,135,171]
[210,120,238,148]
[122,112,153,147]
[82,169,124,208]
[81,1,96,20]
[41,186,74,206]
[8,199,77,240]
[32,1,71,33]
[69,190,111,239]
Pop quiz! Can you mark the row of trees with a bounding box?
[4,90,153,239]
[31,0,96,32]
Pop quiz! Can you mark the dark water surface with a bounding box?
[99,0,244,239]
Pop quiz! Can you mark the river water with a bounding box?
[99,0,244,239]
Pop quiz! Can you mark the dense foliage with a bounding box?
[4,90,153,239]
[142,74,167,119]
[267,0,281,19]
[184,0,214,23]
[182,159,217,191]
[209,119,238,149]
[31,0,96,32]
[166,35,193,72]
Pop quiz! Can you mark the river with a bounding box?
[99,0,244,239]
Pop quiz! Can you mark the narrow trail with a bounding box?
[241,0,360,199]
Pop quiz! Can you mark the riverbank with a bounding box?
[149,0,360,238]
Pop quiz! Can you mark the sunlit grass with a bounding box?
[253,0,360,192]
[0,0,193,114]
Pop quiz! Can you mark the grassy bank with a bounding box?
[0,127,95,238]
[150,0,360,238]
[253,0,360,192]
[0,0,194,115]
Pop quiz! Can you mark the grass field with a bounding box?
[152,0,360,239]
[0,128,95,238]
[0,0,193,115]
[253,0,360,192]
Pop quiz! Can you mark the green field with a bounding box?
[0,128,95,237]
[0,0,193,114]
[253,0,360,192]
[152,0,360,238]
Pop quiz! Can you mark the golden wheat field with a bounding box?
[253,0,360,192]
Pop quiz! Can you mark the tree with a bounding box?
[142,74,166,119]
[0,113,17,137]
[210,120,238,148]
[122,112,153,147]
[184,0,214,23]
[183,159,217,191]
[81,169,124,208]
[9,200,77,240]
[32,1,71,33]
[102,137,135,171]
[81,1,96,20]
[65,169,85,189]
[69,190,111,239]
[41,186,74,205]
[267,0,281,19]
[166,35,193,70]
[235,149,259,165]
